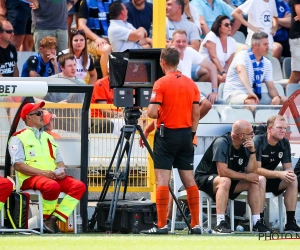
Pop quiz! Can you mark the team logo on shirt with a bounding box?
[279,6,284,13]
[151,91,156,100]
[208,175,213,181]
[48,68,53,74]
[278,152,283,159]
[260,10,272,27]
[238,158,243,165]
[10,52,14,59]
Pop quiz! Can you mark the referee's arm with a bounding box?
[147,104,160,119]
[192,103,200,132]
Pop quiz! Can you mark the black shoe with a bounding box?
[140,225,168,234]
[43,216,57,234]
[54,222,63,234]
[189,225,202,234]
[253,220,272,233]
[213,220,233,234]
[284,220,300,232]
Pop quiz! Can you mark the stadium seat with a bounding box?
[17,51,36,76]
[282,57,291,79]
[286,83,300,98]
[200,109,220,123]
[218,83,225,100]
[15,171,78,234]
[232,31,246,44]
[254,109,280,123]
[195,82,212,95]
[220,107,254,123]
[269,57,289,87]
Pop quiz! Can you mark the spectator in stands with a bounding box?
[195,119,272,233]
[8,102,86,234]
[182,0,201,33]
[272,0,291,59]
[58,30,97,85]
[166,0,200,51]
[172,30,220,109]
[223,32,287,112]
[43,110,60,139]
[254,115,300,232]
[125,0,153,36]
[90,62,122,134]
[39,54,86,103]
[108,1,152,52]
[140,47,201,235]
[191,0,240,37]
[78,0,112,77]
[231,0,278,58]
[0,177,13,218]
[21,36,58,77]
[52,54,86,85]
[3,0,33,51]
[287,0,300,85]
[0,20,18,77]
[30,0,71,53]
[200,15,237,85]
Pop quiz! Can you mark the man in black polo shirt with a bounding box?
[0,20,18,77]
[254,115,300,232]
[195,120,272,234]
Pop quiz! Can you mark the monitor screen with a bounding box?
[123,60,153,87]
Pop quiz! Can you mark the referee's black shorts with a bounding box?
[153,127,194,171]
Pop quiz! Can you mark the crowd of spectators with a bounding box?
[0,0,298,119]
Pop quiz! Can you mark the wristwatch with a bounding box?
[212,88,218,93]
[221,71,226,75]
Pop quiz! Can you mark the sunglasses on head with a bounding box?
[28,111,43,117]
[224,23,232,27]
[0,29,14,34]
[70,29,85,35]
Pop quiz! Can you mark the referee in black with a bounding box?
[140,47,201,234]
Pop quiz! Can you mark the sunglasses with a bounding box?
[224,23,232,27]
[28,111,43,117]
[70,29,85,35]
[0,29,14,34]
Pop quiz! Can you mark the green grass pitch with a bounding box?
[0,234,300,250]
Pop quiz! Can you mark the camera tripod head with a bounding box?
[124,107,142,126]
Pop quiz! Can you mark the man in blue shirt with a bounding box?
[273,0,291,58]
[191,0,240,37]
[125,0,153,36]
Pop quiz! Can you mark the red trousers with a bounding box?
[0,176,13,203]
[21,175,86,201]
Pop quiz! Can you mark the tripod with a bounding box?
[88,107,192,233]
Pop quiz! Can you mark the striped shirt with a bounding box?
[223,50,273,101]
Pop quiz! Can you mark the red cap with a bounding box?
[21,102,45,121]
[43,110,56,125]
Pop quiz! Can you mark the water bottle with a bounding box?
[236,225,244,232]
[77,214,82,233]
[272,219,279,230]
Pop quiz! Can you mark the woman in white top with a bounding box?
[200,15,236,85]
[58,30,97,85]
[182,0,202,34]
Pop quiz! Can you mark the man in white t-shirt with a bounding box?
[171,30,225,114]
[166,0,201,51]
[223,32,286,112]
[108,1,152,52]
[231,0,278,56]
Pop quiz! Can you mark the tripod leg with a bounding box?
[169,184,192,231]
[136,125,153,159]
[98,132,124,202]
